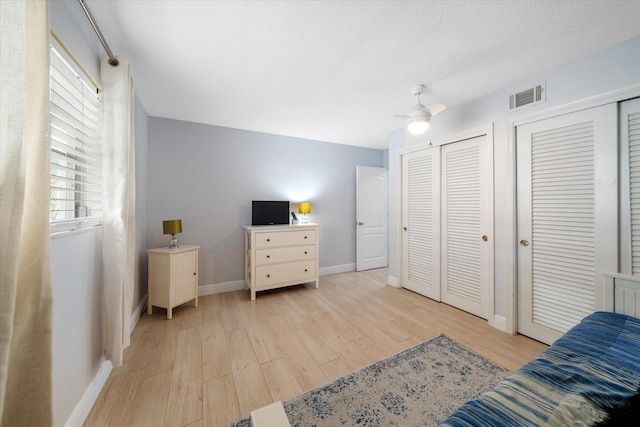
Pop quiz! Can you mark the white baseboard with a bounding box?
[387,275,399,287]
[130,294,148,335]
[198,279,247,296]
[493,315,508,332]
[64,358,112,427]
[319,263,355,276]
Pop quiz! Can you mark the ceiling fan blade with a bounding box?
[425,103,446,116]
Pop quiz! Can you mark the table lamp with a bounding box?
[298,203,311,224]
[163,219,182,248]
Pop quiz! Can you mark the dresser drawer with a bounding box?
[255,260,316,287]
[255,245,316,265]
[255,230,316,248]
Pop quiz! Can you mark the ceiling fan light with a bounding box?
[407,116,430,135]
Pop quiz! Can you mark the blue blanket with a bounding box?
[439,312,640,426]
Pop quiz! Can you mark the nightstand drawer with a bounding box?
[255,260,316,287]
[255,245,316,265]
[255,230,316,248]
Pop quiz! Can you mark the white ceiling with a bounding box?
[86,0,640,149]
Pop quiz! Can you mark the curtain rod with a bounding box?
[77,0,119,66]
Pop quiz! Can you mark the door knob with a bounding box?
[358,222,365,226]
[520,239,529,247]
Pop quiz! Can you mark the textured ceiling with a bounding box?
[86,0,640,149]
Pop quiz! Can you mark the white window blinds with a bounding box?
[49,41,102,232]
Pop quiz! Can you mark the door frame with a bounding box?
[505,84,640,335]
[397,124,495,326]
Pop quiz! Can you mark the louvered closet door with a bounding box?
[620,98,640,276]
[440,136,491,319]
[517,104,617,344]
[402,147,441,300]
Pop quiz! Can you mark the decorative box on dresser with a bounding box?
[244,224,319,300]
[147,245,199,319]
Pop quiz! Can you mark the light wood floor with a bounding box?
[84,269,547,427]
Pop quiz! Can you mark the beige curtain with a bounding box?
[101,56,136,367]
[0,0,53,425]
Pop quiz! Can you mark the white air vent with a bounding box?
[509,82,545,110]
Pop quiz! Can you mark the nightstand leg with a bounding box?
[167,307,172,320]
[148,303,152,315]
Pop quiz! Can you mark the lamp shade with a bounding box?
[162,219,182,235]
[298,203,311,214]
[407,115,430,135]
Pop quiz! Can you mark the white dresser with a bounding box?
[244,224,319,300]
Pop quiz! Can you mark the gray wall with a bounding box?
[147,118,385,288]
[135,97,149,305]
[387,36,640,321]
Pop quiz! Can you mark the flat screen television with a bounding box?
[252,200,290,226]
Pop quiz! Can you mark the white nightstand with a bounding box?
[147,245,199,319]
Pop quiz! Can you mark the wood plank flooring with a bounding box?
[84,269,547,427]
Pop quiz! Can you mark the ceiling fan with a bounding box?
[398,84,446,135]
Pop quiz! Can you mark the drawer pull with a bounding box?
[193,272,196,276]
[304,251,308,255]
[266,238,270,242]
[266,255,270,258]
[267,274,270,278]
[304,269,308,272]
[304,236,308,239]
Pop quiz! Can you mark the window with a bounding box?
[49,38,102,232]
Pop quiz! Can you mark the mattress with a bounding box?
[438,311,640,426]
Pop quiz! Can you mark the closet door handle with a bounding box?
[520,239,529,247]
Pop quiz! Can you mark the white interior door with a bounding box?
[401,147,441,300]
[356,166,388,271]
[516,104,618,344]
[440,136,492,319]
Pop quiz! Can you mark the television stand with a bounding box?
[244,224,319,300]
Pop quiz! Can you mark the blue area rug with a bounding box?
[225,334,510,427]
